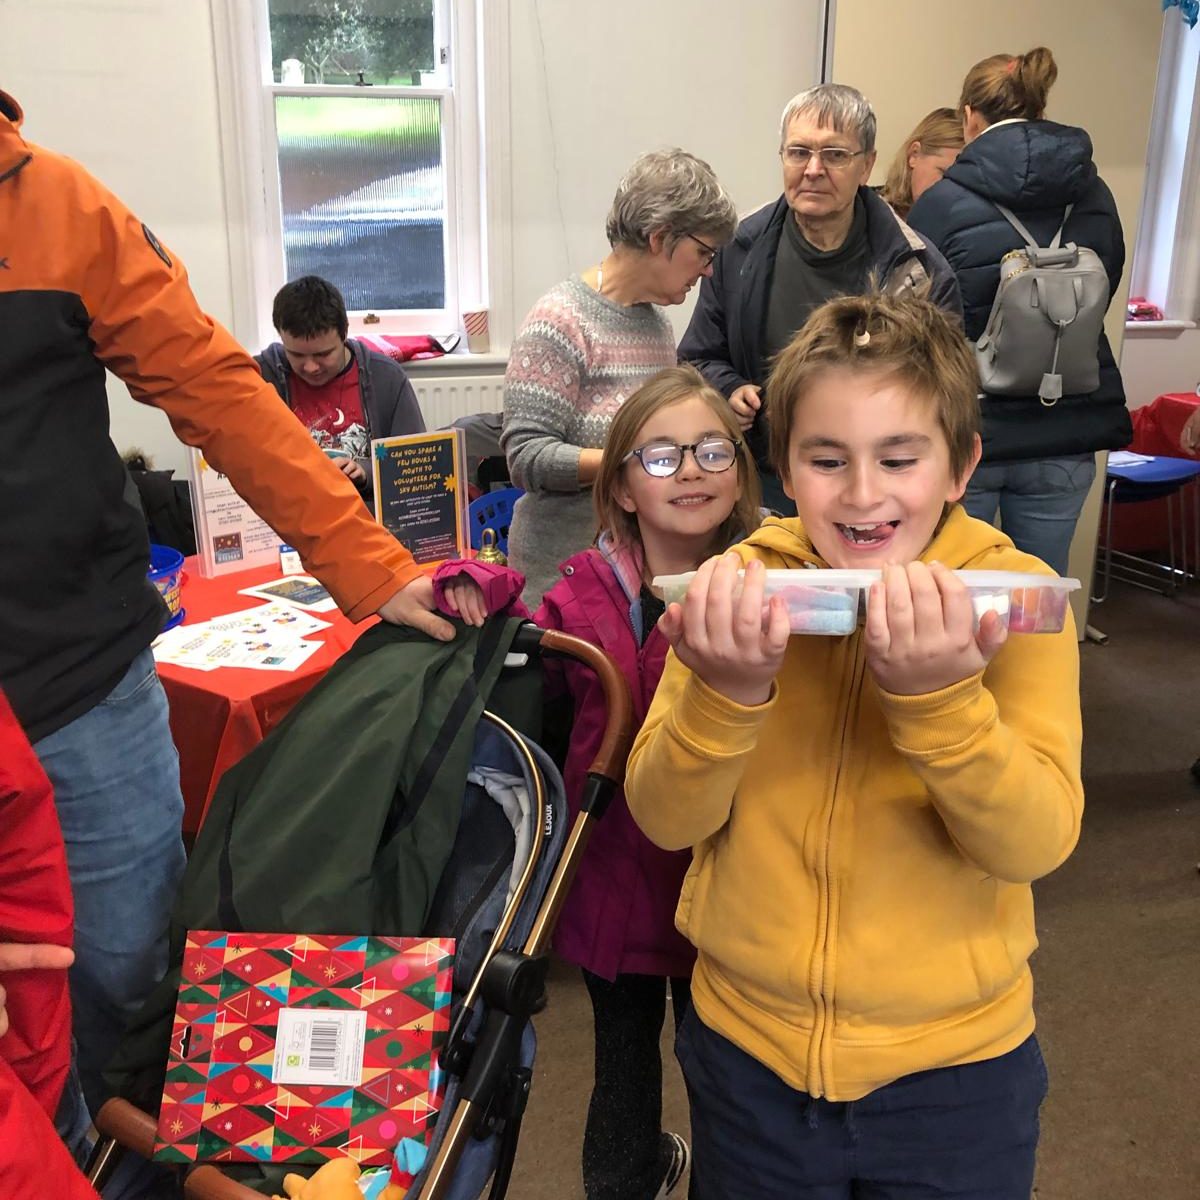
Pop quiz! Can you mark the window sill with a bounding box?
[402,349,510,372]
[1124,319,1198,334]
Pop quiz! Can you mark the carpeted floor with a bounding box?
[508,580,1200,1200]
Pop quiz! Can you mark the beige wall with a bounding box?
[832,0,1163,624]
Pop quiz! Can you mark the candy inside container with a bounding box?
[653,568,1081,638]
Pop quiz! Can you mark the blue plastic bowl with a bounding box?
[148,544,186,630]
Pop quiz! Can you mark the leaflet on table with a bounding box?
[152,621,324,673]
[371,429,468,568]
[205,602,331,639]
[188,448,285,578]
[236,575,339,612]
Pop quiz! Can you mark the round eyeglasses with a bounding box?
[623,436,741,479]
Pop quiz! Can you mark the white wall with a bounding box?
[1121,327,1200,409]
[2,0,234,477]
[505,0,826,344]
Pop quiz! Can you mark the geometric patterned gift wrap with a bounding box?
[154,931,454,1167]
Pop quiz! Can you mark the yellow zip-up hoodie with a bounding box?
[626,507,1083,1101]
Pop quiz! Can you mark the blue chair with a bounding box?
[468,487,523,554]
[1092,454,1200,602]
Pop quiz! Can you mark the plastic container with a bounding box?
[652,569,1080,636]
[654,570,876,635]
[148,543,186,630]
[957,571,1080,634]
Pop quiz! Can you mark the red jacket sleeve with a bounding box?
[0,690,73,1120]
[0,1059,99,1200]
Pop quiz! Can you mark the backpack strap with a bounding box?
[993,202,1042,249]
[994,201,1076,251]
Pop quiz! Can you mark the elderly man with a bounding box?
[680,83,962,513]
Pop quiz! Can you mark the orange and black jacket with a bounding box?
[0,91,422,741]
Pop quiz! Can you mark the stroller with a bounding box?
[87,619,634,1199]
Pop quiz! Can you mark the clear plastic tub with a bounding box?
[653,570,876,635]
[652,569,1080,636]
[957,571,1080,634]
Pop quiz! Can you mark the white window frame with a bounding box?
[1128,11,1200,328]
[209,0,498,351]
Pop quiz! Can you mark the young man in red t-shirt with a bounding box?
[256,276,426,497]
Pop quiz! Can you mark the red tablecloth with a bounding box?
[1111,392,1200,554]
[159,561,375,834]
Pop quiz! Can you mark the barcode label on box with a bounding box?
[272,1008,367,1087]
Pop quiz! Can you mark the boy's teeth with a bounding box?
[839,521,895,544]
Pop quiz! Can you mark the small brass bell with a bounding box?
[476,527,507,565]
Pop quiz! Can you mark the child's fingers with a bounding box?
[906,562,944,639]
[682,554,719,649]
[864,579,890,653]
[975,609,1009,661]
[702,552,741,648]
[930,562,974,642]
[441,585,462,616]
[734,559,766,644]
[659,602,684,646]
[764,593,791,652]
[884,564,916,646]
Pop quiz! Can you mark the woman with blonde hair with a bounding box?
[908,47,1130,574]
[880,107,963,219]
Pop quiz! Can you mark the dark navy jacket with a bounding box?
[679,186,962,466]
[908,120,1131,463]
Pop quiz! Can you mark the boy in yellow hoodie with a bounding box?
[628,293,1082,1198]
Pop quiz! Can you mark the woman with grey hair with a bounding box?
[501,148,737,607]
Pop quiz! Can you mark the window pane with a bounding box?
[275,95,445,311]
[267,0,436,86]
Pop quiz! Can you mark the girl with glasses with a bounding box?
[434,365,760,1200]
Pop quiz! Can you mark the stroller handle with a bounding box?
[512,623,635,785]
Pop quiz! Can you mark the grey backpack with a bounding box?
[975,203,1110,405]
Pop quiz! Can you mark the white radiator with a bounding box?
[412,374,507,427]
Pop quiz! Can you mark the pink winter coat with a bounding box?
[434,540,695,981]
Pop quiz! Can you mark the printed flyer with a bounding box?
[187,449,284,577]
[371,430,468,567]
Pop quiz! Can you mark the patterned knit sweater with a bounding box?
[501,276,676,605]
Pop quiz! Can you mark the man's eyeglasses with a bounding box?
[623,436,741,479]
[684,232,718,266]
[781,145,866,170]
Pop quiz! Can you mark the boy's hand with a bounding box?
[865,562,1007,696]
[659,552,789,707]
[442,575,489,627]
[331,456,367,484]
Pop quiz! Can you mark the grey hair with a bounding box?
[779,83,877,154]
[605,148,738,252]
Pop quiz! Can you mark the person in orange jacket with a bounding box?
[0,85,457,1173]
[0,689,100,1199]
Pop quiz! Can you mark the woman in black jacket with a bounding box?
[908,47,1131,575]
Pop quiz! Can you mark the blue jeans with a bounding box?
[676,1010,1048,1199]
[34,649,187,1127]
[963,455,1096,576]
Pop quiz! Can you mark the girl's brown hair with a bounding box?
[880,108,964,216]
[593,364,761,553]
[959,46,1058,124]
[766,292,980,483]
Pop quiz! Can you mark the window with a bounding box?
[211,0,491,345]
[1127,12,1200,325]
